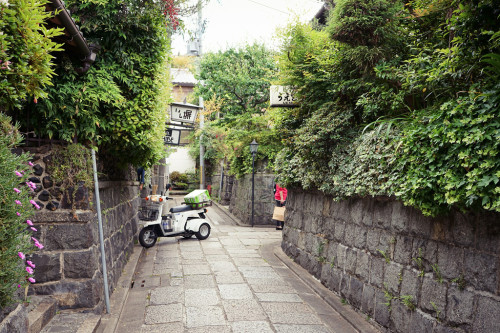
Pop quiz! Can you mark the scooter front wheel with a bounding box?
[195,223,211,240]
[139,227,157,248]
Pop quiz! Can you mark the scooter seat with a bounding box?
[170,205,193,213]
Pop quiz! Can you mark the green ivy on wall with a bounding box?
[273,0,500,216]
[19,0,173,168]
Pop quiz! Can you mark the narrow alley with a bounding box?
[91,196,379,333]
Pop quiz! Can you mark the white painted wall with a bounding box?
[166,147,196,174]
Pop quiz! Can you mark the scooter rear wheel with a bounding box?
[139,227,157,248]
[195,223,211,240]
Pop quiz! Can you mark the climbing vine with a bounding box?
[50,144,94,212]
[274,0,500,216]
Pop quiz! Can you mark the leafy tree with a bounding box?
[190,44,281,177]
[195,43,277,121]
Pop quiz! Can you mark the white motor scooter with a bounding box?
[138,194,211,248]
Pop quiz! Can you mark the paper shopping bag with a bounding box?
[272,206,286,221]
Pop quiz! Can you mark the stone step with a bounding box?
[27,296,56,333]
[39,311,100,333]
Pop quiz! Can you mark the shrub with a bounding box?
[0,113,43,308]
[0,0,63,110]
[170,171,189,184]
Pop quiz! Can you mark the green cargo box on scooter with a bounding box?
[184,189,211,209]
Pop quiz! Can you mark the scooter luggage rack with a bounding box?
[183,200,212,209]
[138,204,160,221]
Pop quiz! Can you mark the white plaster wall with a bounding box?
[166,147,196,174]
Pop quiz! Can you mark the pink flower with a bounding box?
[15,200,22,205]
[28,161,34,166]
[18,252,25,260]
[16,212,21,216]
[35,204,41,210]
[30,227,37,232]
[28,277,36,283]
[29,200,36,205]
[27,260,35,268]
[35,242,44,250]
[17,284,21,288]
[13,188,20,193]
[26,220,33,226]
[26,266,34,274]
[31,237,38,243]
[15,171,22,177]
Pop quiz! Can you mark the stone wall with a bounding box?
[282,189,500,333]
[228,173,276,226]
[22,146,140,312]
[210,173,234,205]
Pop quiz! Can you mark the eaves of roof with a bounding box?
[171,68,197,87]
[45,0,99,74]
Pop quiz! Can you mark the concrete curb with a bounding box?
[97,244,144,333]
[273,245,381,333]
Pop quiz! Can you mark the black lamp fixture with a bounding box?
[250,139,258,155]
[250,140,258,227]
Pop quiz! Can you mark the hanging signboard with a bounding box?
[169,102,201,124]
[164,128,181,145]
[270,85,299,107]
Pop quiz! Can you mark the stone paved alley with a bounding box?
[42,196,379,333]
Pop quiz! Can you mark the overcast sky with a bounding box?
[171,0,324,55]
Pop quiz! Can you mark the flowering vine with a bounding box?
[13,166,44,287]
[162,0,179,30]
[0,113,43,308]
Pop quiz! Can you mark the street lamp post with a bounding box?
[249,140,258,227]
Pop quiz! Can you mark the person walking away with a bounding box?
[274,183,287,230]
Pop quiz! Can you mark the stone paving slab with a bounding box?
[185,306,226,328]
[255,292,304,303]
[184,288,220,306]
[184,274,216,288]
[209,260,237,272]
[222,299,267,321]
[230,321,274,333]
[261,302,313,314]
[144,304,183,325]
[140,322,184,333]
[218,284,253,300]
[183,264,211,275]
[149,286,183,305]
[214,271,245,284]
[274,324,332,333]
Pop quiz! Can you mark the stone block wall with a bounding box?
[22,146,140,312]
[210,173,234,205]
[282,189,500,333]
[228,173,276,225]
